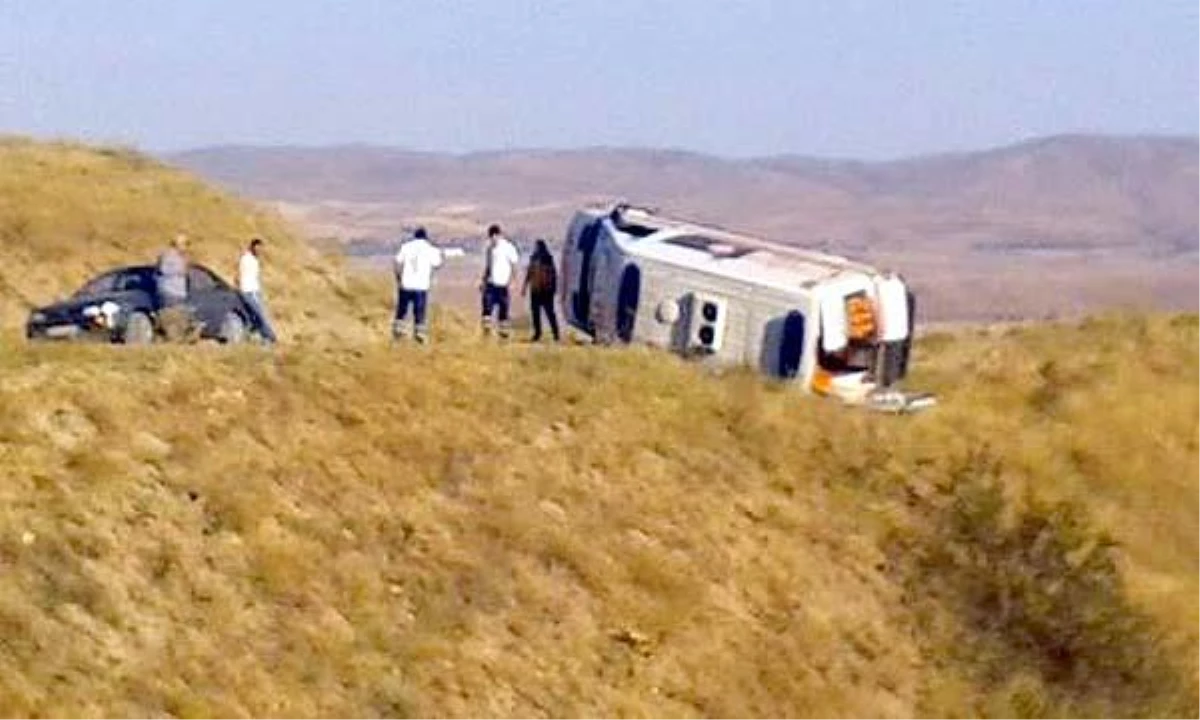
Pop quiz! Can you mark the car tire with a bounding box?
[123,311,154,345]
[219,311,247,344]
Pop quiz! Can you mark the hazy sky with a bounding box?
[1,0,1196,158]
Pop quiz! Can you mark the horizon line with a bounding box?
[157,131,1200,165]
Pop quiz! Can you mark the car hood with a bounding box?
[29,292,140,321]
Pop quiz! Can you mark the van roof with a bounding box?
[597,205,885,294]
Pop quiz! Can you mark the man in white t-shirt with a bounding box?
[479,224,519,338]
[393,227,444,343]
[237,238,278,344]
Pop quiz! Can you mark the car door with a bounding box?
[187,266,237,333]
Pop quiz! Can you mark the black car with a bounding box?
[26,264,266,344]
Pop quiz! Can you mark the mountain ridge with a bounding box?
[168,133,1198,322]
[170,132,1199,163]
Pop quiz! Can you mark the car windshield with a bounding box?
[73,269,150,297]
[73,271,120,298]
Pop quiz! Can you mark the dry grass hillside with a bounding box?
[0,137,376,342]
[0,139,1196,717]
[0,313,1195,717]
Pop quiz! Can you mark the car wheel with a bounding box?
[123,311,154,345]
[219,311,247,344]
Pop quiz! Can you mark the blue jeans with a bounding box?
[242,291,277,343]
[394,288,429,340]
[481,284,510,326]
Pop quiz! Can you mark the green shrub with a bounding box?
[891,450,1195,717]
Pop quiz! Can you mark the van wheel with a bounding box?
[123,312,154,345]
[220,312,247,344]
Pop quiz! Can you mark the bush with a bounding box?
[890,449,1195,717]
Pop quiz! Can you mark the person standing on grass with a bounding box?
[479,224,519,339]
[522,239,560,342]
[156,232,195,340]
[238,237,278,345]
[156,232,190,308]
[392,227,443,343]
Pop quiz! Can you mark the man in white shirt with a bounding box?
[237,238,278,344]
[479,224,519,338]
[393,227,444,343]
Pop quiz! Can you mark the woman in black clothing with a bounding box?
[522,239,560,342]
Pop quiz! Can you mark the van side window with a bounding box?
[778,311,806,378]
[616,264,641,342]
[573,220,602,329]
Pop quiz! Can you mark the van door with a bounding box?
[567,219,602,334]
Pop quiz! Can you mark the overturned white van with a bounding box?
[560,203,934,411]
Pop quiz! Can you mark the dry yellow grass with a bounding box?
[0,136,376,342]
[0,139,1196,718]
[0,313,1195,718]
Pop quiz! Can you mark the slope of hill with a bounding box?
[1,137,1195,717]
[169,134,1199,323]
[0,313,1195,717]
[0,137,376,341]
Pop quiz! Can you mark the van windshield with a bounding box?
[818,290,877,374]
[817,342,872,373]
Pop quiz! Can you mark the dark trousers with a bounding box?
[394,288,429,339]
[481,284,510,324]
[530,291,559,341]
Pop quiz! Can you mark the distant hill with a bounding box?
[170,134,1197,255]
[169,135,1198,322]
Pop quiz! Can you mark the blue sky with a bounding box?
[1,0,1195,158]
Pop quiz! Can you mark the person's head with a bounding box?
[414,227,428,241]
[172,233,189,251]
[534,239,551,258]
[487,224,502,239]
[248,237,264,255]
